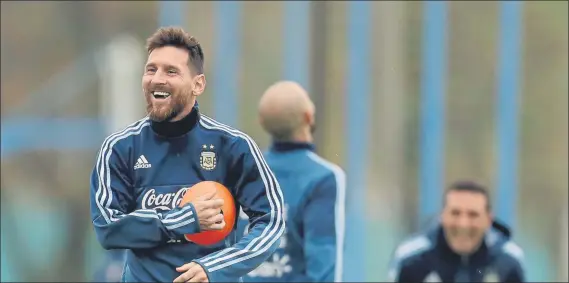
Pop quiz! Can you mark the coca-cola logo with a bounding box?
[141,187,189,211]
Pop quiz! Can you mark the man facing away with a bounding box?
[237,81,346,282]
[89,27,285,283]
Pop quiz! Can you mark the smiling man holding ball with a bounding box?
[89,26,285,283]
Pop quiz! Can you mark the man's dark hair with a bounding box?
[444,180,492,211]
[145,26,204,74]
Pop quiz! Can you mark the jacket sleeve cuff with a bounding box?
[162,203,201,237]
[192,259,217,282]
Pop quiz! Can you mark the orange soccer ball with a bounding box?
[179,181,236,246]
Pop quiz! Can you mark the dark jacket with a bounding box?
[90,104,285,282]
[388,221,525,282]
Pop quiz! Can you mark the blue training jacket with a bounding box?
[237,142,346,282]
[388,220,525,283]
[89,103,285,282]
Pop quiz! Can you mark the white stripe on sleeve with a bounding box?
[196,115,285,272]
[306,151,346,282]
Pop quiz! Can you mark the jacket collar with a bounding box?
[150,102,200,138]
[270,141,315,152]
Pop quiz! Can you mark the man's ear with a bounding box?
[304,110,314,125]
[192,74,206,96]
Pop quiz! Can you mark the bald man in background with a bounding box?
[237,81,346,282]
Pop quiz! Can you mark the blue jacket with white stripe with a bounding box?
[237,142,346,282]
[388,221,525,283]
[89,103,285,283]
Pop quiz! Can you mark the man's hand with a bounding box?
[191,191,226,231]
[174,262,208,283]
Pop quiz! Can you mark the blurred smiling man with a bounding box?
[388,181,526,283]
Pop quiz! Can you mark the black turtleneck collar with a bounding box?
[150,104,200,138]
[270,141,315,152]
[436,226,489,264]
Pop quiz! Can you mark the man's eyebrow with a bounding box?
[145,62,182,70]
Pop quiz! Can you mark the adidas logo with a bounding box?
[134,155,151,170]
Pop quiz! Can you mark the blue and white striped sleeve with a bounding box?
[387,236,431,282]
[305,152,346,282]
[502,241,526,282]
[193,135,286,282]
[90,119,201,250]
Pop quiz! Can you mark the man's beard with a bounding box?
[146,90,191,122]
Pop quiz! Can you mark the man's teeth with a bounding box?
[153,91,171,98]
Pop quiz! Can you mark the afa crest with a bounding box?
[423,272,441,283]
[200,144,217,170]
[483,269,500,283]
